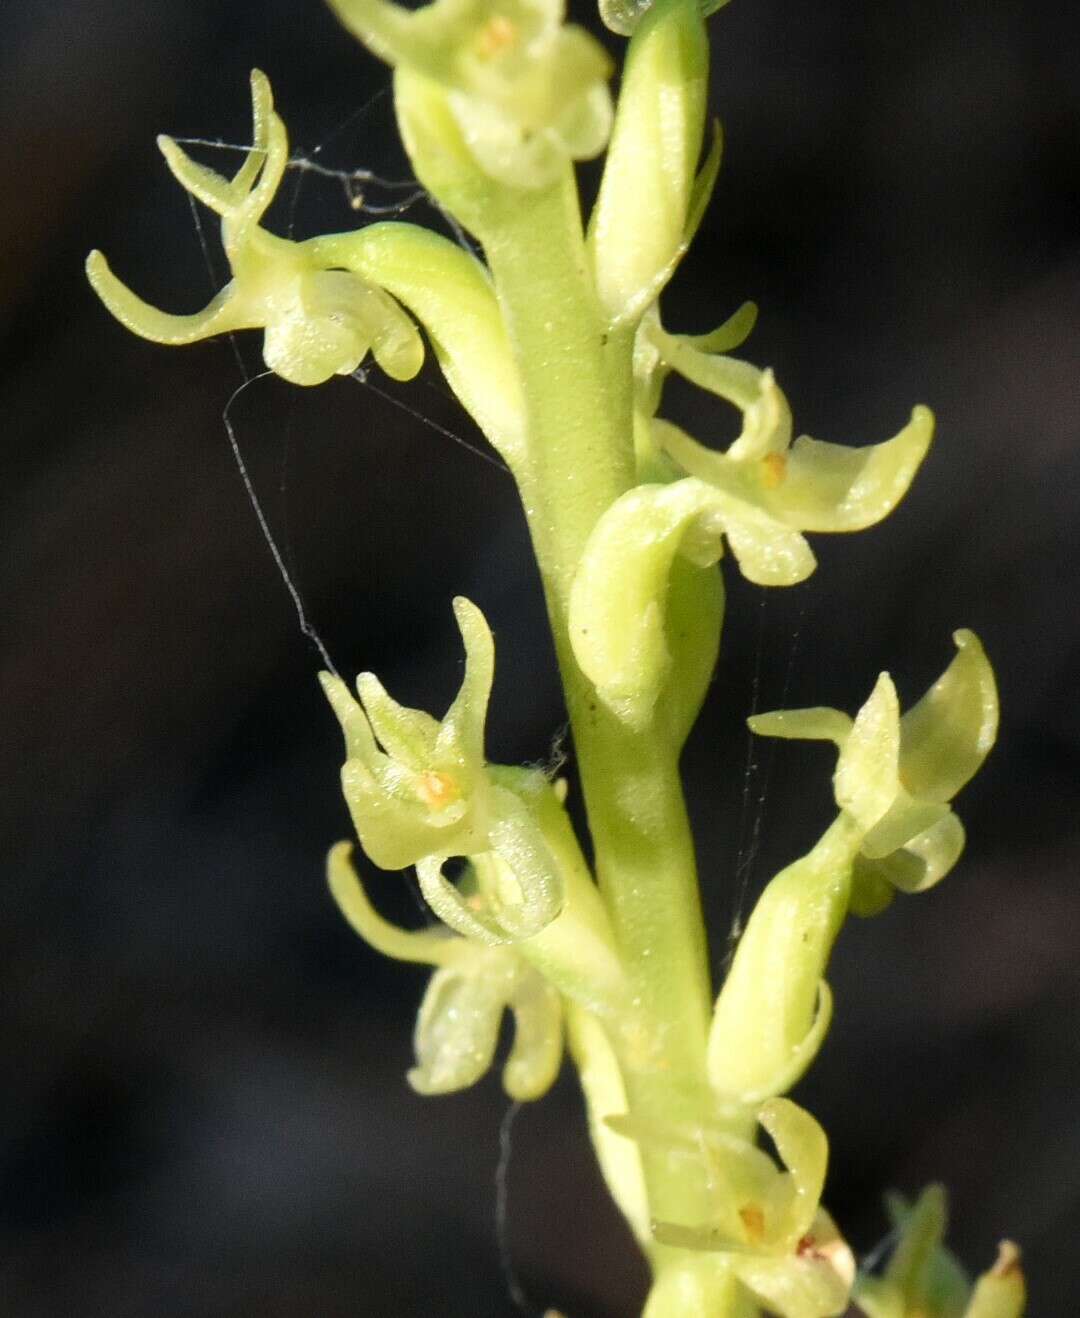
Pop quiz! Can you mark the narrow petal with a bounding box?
[237,77,289,226]
[327,841,454,965]
[503,972,563,1100]
[319,671,380,764]
[85,252,246,345]
[229,68,275,195]
[483,785,565,937]
[356,672,441,768]
[681,299,758,357]
[758,1098,828,1247]
[834,674,901,831]
[157,134,239,214]
[749,707,853,746]
[416,854,509,943]
[437,596,495,768]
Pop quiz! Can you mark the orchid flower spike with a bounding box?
[86,70,423,385]
[328,0,613,188]
[750,629,999,912]
[322,598,565,943]
[328,843,563,1099]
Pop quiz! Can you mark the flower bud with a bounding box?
[589,0,709,324]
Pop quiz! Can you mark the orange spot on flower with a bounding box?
[761,452,787,489]
[739,1204,766,1243]
[415,770,460,810]
[475,14,517,59]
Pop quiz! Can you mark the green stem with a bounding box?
[480,173,716,1221]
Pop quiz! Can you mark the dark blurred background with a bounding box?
[2,0,1078,1314]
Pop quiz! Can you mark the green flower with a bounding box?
[647,1099,856,1318]
[853,1186,1026,1318]
[328,0,613,187]
[568,309,932,729]
[645,316,935,586]
[322,597,565,942]
[705,632,998,1107]
[86,71,423,386]
[750,629,998,912]
[328,843,563,1099]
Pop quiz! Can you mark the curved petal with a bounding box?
[437,596,495,769]
[681,299,758,357]
[235,75,289,229]
[157,134,240,215]
[734,1209,853,1318]
[409,952,510,1094]
[771,406,934,532]
[85,252,247,345]
[899,629,999,803]
[502,972,563,1100]
[327,841,454,965]
[758,1098,828,1248]
[229,68,275,195]
[854,811,966,898]
[416,854,510,943]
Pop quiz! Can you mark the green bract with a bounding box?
[328,0,613,188]
[86,71,423,386]
[588,0,710,325]
[705,819,855,1103]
